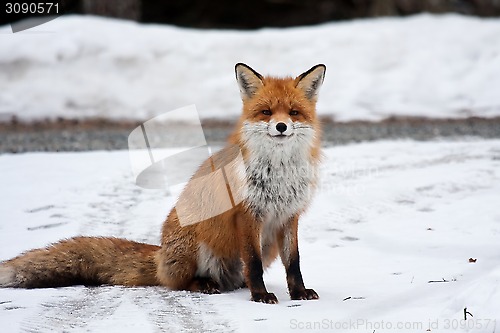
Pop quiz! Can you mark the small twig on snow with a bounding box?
[428,278,449,283]
[464,307,474,320]
[343,296,366,301]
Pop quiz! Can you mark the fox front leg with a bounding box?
[236,211,278,304]
[278,215,319,300]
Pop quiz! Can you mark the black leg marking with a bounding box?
[287,255,319,301]
[247,253,278,304]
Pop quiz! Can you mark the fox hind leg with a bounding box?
[188,276,221,294]
[155,246,198,291]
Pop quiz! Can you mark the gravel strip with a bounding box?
[1,117,500,154]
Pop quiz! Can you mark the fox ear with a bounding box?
[295,64,326,100]
[235,63,264,100]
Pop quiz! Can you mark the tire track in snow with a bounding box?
[20,287,233,333]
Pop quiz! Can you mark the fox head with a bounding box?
[234,63,325,151]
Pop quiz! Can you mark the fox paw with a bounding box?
[251,292,278,304]
[190,277,221,294]
[290,288,319,300]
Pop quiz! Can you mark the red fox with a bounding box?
[0,63,326,304]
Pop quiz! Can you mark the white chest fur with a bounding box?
[241,122,318,224]
[244,150,315,223]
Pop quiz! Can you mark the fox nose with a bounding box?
[276,122,287,134]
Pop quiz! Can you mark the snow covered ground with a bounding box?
[1,139,500,332]
[1,14,500,122]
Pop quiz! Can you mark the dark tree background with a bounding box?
[3,0,500,29]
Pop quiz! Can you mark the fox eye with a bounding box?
[290,110,300,116]
[261,110,272,116]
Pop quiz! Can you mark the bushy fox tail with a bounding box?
[0,237,160,288]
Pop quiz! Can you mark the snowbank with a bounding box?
[1,14,500,122]
[1,140,500,332]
